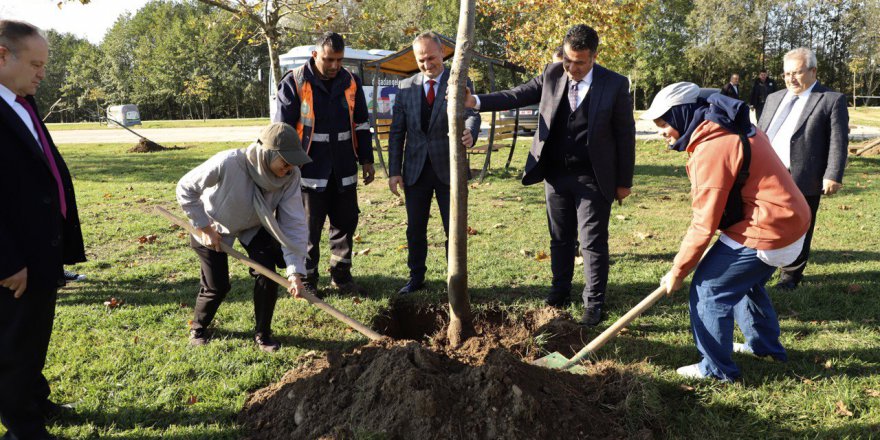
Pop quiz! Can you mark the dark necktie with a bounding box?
[15,96,67,218]
[568,80,580,111]
[426,79,436,106]
[765,95,799,142]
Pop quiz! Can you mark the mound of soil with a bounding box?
[239,306,662,439]
[127,138,185,153]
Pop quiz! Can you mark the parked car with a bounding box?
[496,104,539,133]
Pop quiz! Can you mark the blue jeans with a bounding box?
[690,241,788,381]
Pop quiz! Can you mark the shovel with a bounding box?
[533,285,667,372]
[155,206,383,341]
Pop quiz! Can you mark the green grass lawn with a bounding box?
[46,117,270,131]
[5,139,878,439]
[849,107,880,127]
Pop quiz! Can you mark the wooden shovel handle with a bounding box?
[155,206,383,341]
[562,286,667,369]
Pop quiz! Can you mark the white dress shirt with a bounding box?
[423,69,445,99]
[474,66,595,110]
[768,81,817,168]
[0,83,40,144]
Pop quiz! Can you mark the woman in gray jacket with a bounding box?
[177,122,311,352]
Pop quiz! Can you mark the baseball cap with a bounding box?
[641,82,700,121]
[257,122,312,166]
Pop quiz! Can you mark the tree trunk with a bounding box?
[266,31,282,99]
[446,0,477,348]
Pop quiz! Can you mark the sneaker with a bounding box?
[578,304,603,326]
[733,342,781,362]
[64,270,86,282]
[189,328,209,346]
[676,363,709,379]
[255,333,281,352]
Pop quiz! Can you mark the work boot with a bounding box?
[331,278,367,296]
[255,332,281,352]
[579,304,603,326]
[545,290,571,308]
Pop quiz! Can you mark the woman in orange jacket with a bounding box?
[642,82,811,381]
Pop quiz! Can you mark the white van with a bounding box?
[268,45,398,121]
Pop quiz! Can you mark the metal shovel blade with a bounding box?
[531,286,667,373]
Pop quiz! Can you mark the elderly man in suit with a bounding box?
[388,31,480,295]
[464,24,635,325]
[0,20,86,439]
[758,47,848,290]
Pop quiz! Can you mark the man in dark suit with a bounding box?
[749,69,776,121]
[758,47,848,290]
[388,31,480,294]
[464,24,635,325]
[720,74,741,100]
[0,20,85,439]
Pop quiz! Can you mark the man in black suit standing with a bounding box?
[758,47,848,290]
[387,32,480,295]
[0,20,86,439]
[464,24,635,325]
[749,69,775,121]
[720,74,741,99]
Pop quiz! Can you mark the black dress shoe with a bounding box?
[255,333,281,353]
[545,291,571,308]
[41,399,73,422]
[774,280,798,291]
[397,279,425,295]
[579,305,603,326]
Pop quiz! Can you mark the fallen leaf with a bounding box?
[133,336,139,344]
[520,249,533,257]
[353,234,362,243]
[363,199,373,205]
[679,384,695,392]
[397,244,408,250]
[180,303,189,308]
[135,198,147,203]
[802,378,814,385]
[492,223,505,229]
[356,248,371,256]
[838,205,851,210]
[635,232,653,240]
[515,196,523,202]
[177,231,187,239]
[137,234,158,244]
[615,214,627,221]
[535,250,550,262]
[824,359,833,369]
[103,193,112,199]
[847,284,863,294]
[834,401,853,417]
[169,224,181,230]
[865,389,880,398]
[186,395,198,405]
[467,226,478,235]
[352,297,362,304]
[187,319,194,328]
[103,297,124,309]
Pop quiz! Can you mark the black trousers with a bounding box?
[190,228,284,336]
[302,178,359,282]
[754,103,765,123]
[404,162,450,281]
[544,173,612,306]
[0,287,56,439]
[780,194,821,283]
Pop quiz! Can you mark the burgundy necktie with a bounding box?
[426,79,436,106]
[16,96,67,218]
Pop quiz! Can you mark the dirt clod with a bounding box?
[240,305,663,439]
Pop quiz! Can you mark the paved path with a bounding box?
[52,120,879,144]
[52,126,265,145]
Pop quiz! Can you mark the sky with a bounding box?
[0,0,152,44]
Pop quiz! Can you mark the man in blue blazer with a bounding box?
[388,31,480,295]
[0,20,86,439]
[465,24,635,325]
